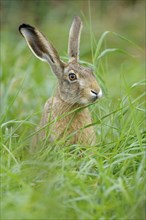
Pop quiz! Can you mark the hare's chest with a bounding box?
[42,98,96,145]
[50,108,95,145]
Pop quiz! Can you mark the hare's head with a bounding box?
[19,16,102,105]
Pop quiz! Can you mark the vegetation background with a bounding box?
[1,0,145,219]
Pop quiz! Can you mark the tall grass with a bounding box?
[1,7,145,220]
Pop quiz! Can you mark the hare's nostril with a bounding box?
[91,90,98,96]
[91,89,102,99]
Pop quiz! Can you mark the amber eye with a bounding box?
[69,73,77,81]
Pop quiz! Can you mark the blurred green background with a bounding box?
[1,1,145,219]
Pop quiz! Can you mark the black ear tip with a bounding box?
[18,24,22,33]
[19,23,34,33]
[19,23,27,34]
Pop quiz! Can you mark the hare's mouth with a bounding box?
[79,89,102,105]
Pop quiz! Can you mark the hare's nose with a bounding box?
[91,89,102,99]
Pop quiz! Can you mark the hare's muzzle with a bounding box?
[97,89,102,99]
[90,89,102,101]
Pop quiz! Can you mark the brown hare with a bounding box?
[19,16,102,146]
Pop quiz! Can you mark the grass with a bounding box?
[1,1,146,219]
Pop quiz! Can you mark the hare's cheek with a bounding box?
[71,84,81,102]
[59,81,70,100]
[80,89,95,104]
[78,90,89,104]
[79,97,89,105]
[59,81,80,104]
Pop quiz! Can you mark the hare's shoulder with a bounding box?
[44,97,54,113]
[44,96,59,114]
[40,97,55,126]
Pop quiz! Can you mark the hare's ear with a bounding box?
[19,24,64,77]
[68,16,82,62]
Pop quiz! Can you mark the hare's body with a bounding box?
[39,96,96,145]
[19,16,102,147]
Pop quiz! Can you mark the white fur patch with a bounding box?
[80,98,88,105]
[79,80,85,88]
[98,89,102,98]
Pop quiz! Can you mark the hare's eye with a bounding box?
[69,73,77,81]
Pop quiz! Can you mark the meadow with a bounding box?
[1,1,145,219]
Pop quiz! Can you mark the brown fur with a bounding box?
[39,96,96,146]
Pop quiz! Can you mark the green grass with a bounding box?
[1,1,146,219]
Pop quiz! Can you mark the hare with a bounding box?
[19,16,102,146]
